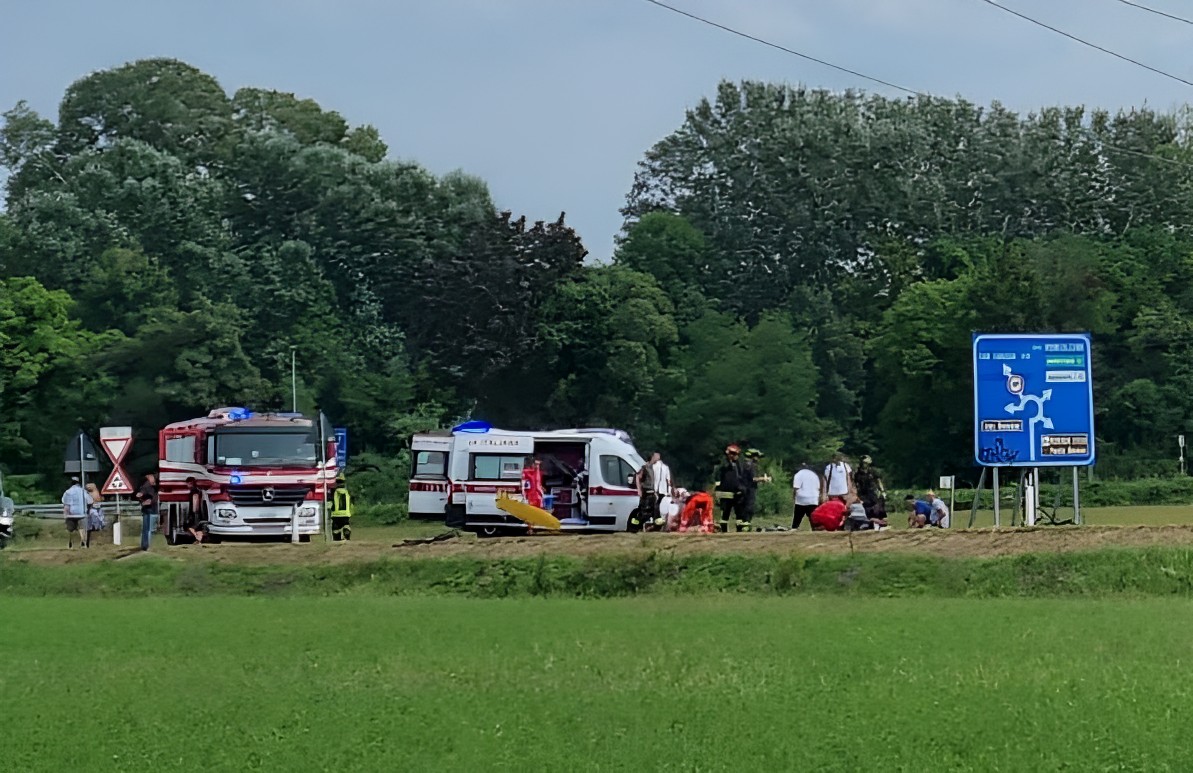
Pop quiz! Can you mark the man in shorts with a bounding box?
[61,476,90,549]
[905,494,933,529]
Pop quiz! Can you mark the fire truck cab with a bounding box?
[409,423,646,536]
[158,407,336,543]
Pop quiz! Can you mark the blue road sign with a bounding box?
[973,333,1095,467]
[334,427,348,469]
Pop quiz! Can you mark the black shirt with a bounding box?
[138,480,158,513]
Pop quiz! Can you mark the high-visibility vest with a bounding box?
[333,487,352,518]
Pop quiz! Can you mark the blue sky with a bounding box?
[3,0,1193,259]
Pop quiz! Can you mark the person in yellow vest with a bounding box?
[331,474,352,541]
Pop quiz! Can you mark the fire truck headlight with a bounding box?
[300,506,317,518]
[216,509,236,521]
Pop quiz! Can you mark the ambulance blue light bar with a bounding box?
[452,420,491,434]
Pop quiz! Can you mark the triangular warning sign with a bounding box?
[103,467,134,495]
[101,437,130,464]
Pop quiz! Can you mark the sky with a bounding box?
[3,0,1193,260]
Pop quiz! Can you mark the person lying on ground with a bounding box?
[844,501,887,531]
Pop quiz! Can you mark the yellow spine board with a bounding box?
[495,490,561,530]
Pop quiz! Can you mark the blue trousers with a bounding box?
[140,510,157,550]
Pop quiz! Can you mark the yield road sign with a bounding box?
[99,426,134,495]
[99,426,133,465]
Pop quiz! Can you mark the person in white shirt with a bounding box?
[925,490,950,528]
[791,463,821,530]
[822,453,854,500]
[60,476,92,549]
[650,454,673,529]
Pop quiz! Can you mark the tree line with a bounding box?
[2,61,1191,494]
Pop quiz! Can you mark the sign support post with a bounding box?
[1072,466,1081,525]
[992,468,1001,528]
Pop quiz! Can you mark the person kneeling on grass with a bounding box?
[924,490,950,528]
[905,494,933,529]
[809,496,848,532]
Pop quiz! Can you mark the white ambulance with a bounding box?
[408,431,453,519]
[408,423,646,536]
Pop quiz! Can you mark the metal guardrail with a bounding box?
[13,502,130,519]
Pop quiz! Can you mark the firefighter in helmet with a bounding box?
[739,448,769,532]
[714,444,746,532]
[331,472,352,541]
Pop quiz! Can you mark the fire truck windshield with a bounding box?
[210,430,319,468]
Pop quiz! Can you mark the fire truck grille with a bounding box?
[227,486,308,507]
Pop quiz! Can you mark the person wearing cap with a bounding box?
[853,455,887,523]
[714,444,746,532]
[60,475,91,549]
[822,453,854,502]
[738,448,772,532]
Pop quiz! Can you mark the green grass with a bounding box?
[9,546,1193,599]
[2,595,1191,771]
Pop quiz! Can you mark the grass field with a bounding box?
[3,595,1191,771]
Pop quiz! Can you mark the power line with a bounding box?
[639,0,921,96]
[1112,0,1193,27]
[977,0,1193,87]
[639,0,1193,173]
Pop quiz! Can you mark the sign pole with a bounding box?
[113,494,122,545]
[1072,466,1081,526]
[993,467,1001,528]
[1023,469,1035,527]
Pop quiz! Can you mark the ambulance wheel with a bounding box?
[478,525,503,539]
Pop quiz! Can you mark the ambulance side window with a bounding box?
[472,455,526,481]
[413,451,447,478]
[599,456,635,487]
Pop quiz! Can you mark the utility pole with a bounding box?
[1180,434,1186,477]
[290,346,298,413]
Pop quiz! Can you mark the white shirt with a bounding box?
[823,462,852,497]
[930,498,950,527]
[792,469,820,506]
[651,460,672,496]
[61,484,90,517]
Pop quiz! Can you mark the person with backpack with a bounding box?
[822,453,854,502]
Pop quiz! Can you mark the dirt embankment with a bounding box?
[11,525,1193,567]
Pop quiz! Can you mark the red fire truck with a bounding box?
[158,407,337,543]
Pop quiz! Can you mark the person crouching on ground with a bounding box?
[810,495,848,532]
[924,490,950,528]
[905,494,933,529]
